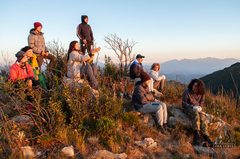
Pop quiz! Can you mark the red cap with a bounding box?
[34,22,42,29]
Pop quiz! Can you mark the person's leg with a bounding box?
[153,80,161,89]
[86,42,93,54]
[44,53,56,68]
[200,113,209,136]
[91,64,98,79]
[184,107,200,131]
[80,65,98,89]
[36,55,44,70]
[138,103,163,126]
[161,103,168,124]
[80,41,87,55]
[159,79,165,91]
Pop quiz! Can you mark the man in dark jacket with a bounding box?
[77,15,94,55]
[130,54,144,84]
[132,72,171,135]
[28,22,56,69]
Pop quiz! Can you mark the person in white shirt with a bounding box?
[148,63,166,93]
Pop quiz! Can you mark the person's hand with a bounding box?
[27,79,32,91]
[41,51,45,56]
[45,52,49,56]
[35,75,39,80]
[83,39,87,44]
[92,47,101,54]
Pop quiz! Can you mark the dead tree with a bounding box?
[104,33,137,75]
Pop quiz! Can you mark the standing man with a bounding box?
[77,15,94,55]
[130,54,144,84]
[28,22,56,70]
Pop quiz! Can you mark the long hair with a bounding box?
[67,41,78,62]
[150,63,161,72]
[187,79,205,95]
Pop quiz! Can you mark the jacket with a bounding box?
[182,89,205,109]
[132,81,154,110]
[28,54,39,75]
[76,15,94,42]
[28,29,49,56]
[67,50,90,79]
[130,60,143,79]
[9,61,35,82]
[148,70,166,81]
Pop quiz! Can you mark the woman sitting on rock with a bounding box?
[132,72,171,135]
[148,63,166,93]
[182,79,214,147]
[67,41,100,90]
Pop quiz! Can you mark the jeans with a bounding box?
[138,102,168,126]
[80,64,98,89]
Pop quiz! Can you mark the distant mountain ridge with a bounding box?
[200,62,240,95]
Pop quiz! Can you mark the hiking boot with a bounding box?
[203,135,215,147]
[193,130,202,146]
[157,125,169,135]
[163,123,173,132]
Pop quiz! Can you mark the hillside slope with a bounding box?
[200,62,240,95]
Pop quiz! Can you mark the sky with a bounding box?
[0,0,240,65]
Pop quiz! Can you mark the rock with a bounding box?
[61,145,74,157]
[93,150,127,159]
[21,146,35,157]
[135,137,157,149]
[193,146,218,157]
[170,108,191,126]
[140,114,155,127]
[10,115,34,124]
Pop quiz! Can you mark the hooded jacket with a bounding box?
[132,81,154,110]
[76,15,94,42]
[28,29,49,56]
[9,61,35,82]
[130,59,143,79]
[67,50,91,79]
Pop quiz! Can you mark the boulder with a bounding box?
[93,150,127,159]
[21,146,35,157]
[169,108,191,126]
[61,145,74,157]
[135,137,157,149]
[10,115,34,125]
[193,146,218,157]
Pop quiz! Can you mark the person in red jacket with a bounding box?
[9,50,40,86]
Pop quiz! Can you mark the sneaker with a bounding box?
[157,125,169,135]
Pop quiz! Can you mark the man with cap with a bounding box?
[77,15,94,55]
[132,72,172,135]
[28,22,56,69]
[8,51,40,89]
[130,54,145,84]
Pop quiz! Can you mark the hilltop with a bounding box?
[200,62,240,95]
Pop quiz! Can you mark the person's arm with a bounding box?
[182,90,193,109]
[134,86,151,104]
[133,64,141,78]
[27,64,35,79]
[76,25,83,40]
[9,66,18,82]
[149,71,165,81]
[28,35,41,55]
[89,25,94,41]
[199,94,205,107]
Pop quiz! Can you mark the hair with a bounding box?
[67,41,78,62]
[187,79,205,95]
[150,63,161,72]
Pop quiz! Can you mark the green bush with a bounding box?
[121,112,140,126]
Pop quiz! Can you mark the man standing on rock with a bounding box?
[130,54,144,84]
[77,15,94,55]
[28,22,56,70]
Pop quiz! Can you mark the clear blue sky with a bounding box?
[0,0,239,64]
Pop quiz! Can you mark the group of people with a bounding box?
[8,15,214,147]
[130,54,214,146]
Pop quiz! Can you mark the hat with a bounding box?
[136,54,145,58]
[34,22,42,29]
[15,51,27,62]
[140,72,150,82]
[21,46,32,52]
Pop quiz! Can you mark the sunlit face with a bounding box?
[84,17,88,23]
[192,82,198,93]
[20,55,28,63]
[153,66,158,72]
[74,42,80,50]
[36,26,42,33]
[26,49,33,58]
[137,58,143,63]
[144,80,150,86]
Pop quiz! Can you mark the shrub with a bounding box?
[121,112,140,126]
